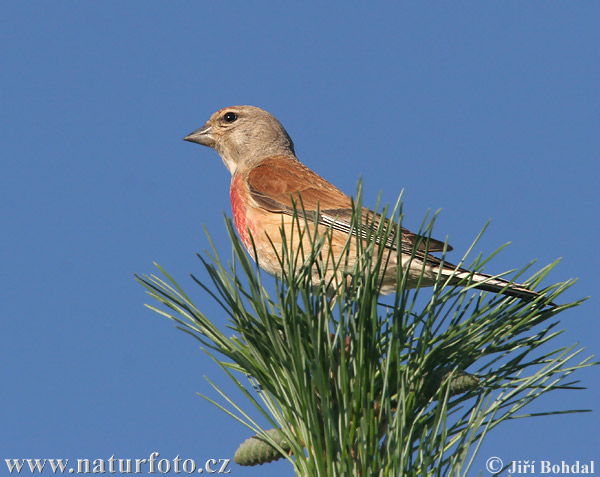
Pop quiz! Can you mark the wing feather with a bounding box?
[246,156,452,254]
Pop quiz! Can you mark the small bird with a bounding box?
[184,105,542,301]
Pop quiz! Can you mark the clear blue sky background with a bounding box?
[2,3,599,475]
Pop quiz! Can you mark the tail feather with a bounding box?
[438,263,546,302]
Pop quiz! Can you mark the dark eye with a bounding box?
[223,112,238,123]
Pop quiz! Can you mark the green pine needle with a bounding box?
[136,187,594,476]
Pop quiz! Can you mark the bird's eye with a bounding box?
[223,112,238,123]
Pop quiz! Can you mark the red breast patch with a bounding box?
[230,176,252,250]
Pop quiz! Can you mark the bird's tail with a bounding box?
[437,261,546,302]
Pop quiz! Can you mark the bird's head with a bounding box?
[184,105,296,175]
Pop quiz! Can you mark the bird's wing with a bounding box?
[246,156,452,254]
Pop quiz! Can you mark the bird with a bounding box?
[184,105,544,302]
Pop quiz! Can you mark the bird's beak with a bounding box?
[183,123,215,147]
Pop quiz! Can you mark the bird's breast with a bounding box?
[230,175,253,250]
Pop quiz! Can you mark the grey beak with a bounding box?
[183,124,215,147]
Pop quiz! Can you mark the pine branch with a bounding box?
[136,188,595,476]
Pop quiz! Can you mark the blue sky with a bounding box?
[2,2,599,475]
